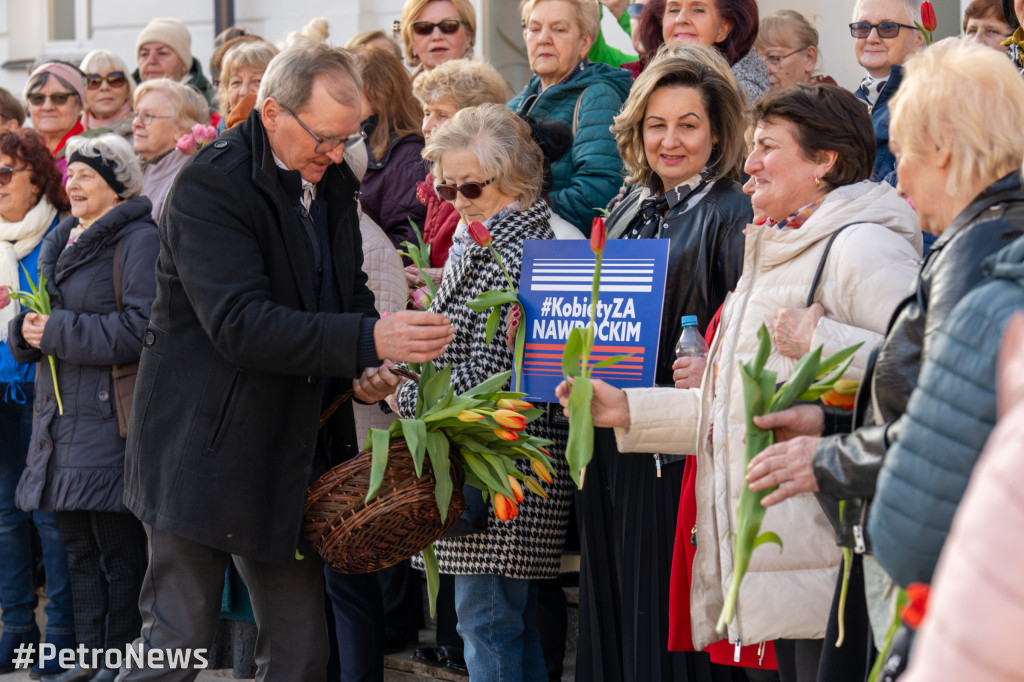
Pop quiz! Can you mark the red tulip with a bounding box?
[507,475,525,504]
[920,2,937,32]
[494,493,519,521]
[590,216,606,254]
[468,221,492,248]
[900,583,931,629]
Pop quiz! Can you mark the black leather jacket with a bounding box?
[813,172,1024,551]
[606,178,750,385]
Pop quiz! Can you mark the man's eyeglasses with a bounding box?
[411,19,466,36]
[133,111,174,126]
[435,178,495,201]
[849,22,918,39]
[85,71,127,90]
[762,48,806,68]
[0,167,28,186]
[279,103,363,155]
[26,92,77,107]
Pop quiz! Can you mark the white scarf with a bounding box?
[0,198,57,341]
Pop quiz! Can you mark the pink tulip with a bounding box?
[176,134,198,155]
[192,124,218,145]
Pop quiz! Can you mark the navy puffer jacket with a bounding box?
[870,234,1024,586]
[11,197,158,513]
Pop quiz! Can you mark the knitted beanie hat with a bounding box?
[136,17,192,69]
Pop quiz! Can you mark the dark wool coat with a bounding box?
[11,197,159,513]
[397,201,573,579]
[123,111,379,564]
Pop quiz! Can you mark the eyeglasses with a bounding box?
[762,48,806,68]
[411,19,466,36]
[279,103,363,155]
[26,92,77,107]
[626,3,646,17]
[435,178,495,201]
[0,167,28,186]
[132,111,174,126]
[849,22,919,39]
[85,71,127,90]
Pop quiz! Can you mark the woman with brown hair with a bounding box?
[354,46,428,250]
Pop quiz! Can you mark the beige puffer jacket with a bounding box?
[614,181,920,649]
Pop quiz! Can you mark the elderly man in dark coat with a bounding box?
[121,43,453,682]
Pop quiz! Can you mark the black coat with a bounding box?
[11,197,159,513]
[123,111,379,563]
[605,178,750,385]
[813,171,1024,550]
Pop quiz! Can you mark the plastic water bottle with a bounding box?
[675,315,708,358]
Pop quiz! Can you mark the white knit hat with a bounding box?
[136,17,193,69]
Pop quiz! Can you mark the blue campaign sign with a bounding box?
[517,238,670,402]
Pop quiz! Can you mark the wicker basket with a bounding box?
[304,437,466,573]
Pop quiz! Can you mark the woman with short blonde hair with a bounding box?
[216,40,278,121]
[80,49,135,135]
[399,0,476,71]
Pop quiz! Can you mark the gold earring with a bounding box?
[814,176,821,188]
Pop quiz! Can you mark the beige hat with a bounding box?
[136,17,192,70]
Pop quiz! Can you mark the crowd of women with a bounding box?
[2,0,1024,681]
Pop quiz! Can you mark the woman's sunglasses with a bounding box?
[26,92,77,106]
[0,167,29,186]
[848,21,918,39]
[85,71,127,90]
[411,19,466,36]
[435,178,494,201]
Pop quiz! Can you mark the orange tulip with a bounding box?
[457,410,485,422]
[494,493,519,521]
[493,428,519,441]
[531,458,554,484]
[901,583,930,629]
[493,409,527,431]
[507,475,525,504]
[497,398,533,411]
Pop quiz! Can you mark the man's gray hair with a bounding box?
[852,0,921,23]
[255,43,361,113]
[65,133,143,199]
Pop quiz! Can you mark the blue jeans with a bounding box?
[454,574,546,682]
[0,386,73,635]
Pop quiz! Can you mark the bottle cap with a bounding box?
[681,315,698,327]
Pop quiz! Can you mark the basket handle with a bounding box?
[318,366,420,428]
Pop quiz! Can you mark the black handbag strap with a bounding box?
[113,238,124,314]
[805,222,858,308]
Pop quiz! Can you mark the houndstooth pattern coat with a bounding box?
[397,200,573,579]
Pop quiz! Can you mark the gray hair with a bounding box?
[852,0,921,23]
[65,133,144,199]
[255,43,361,113]
[134,78,209,131]
[423,103,543,207]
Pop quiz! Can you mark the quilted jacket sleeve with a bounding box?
[613,386,701,455]
[868,280,1016,587]
[548,82,626,234]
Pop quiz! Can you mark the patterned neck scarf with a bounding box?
[858,74,888,106]
[766,194,828,231]
[628,170,709,239]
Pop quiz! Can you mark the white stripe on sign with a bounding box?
[532,284,653,292]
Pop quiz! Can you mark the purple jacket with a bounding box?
[359,133,428,250]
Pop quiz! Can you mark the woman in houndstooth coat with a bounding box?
[390,104,572,682]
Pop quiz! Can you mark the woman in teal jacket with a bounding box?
[510,0,633,235]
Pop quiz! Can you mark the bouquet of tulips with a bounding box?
[365,362,555,614]
[717,325,860,633]
[9,265,62,414]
